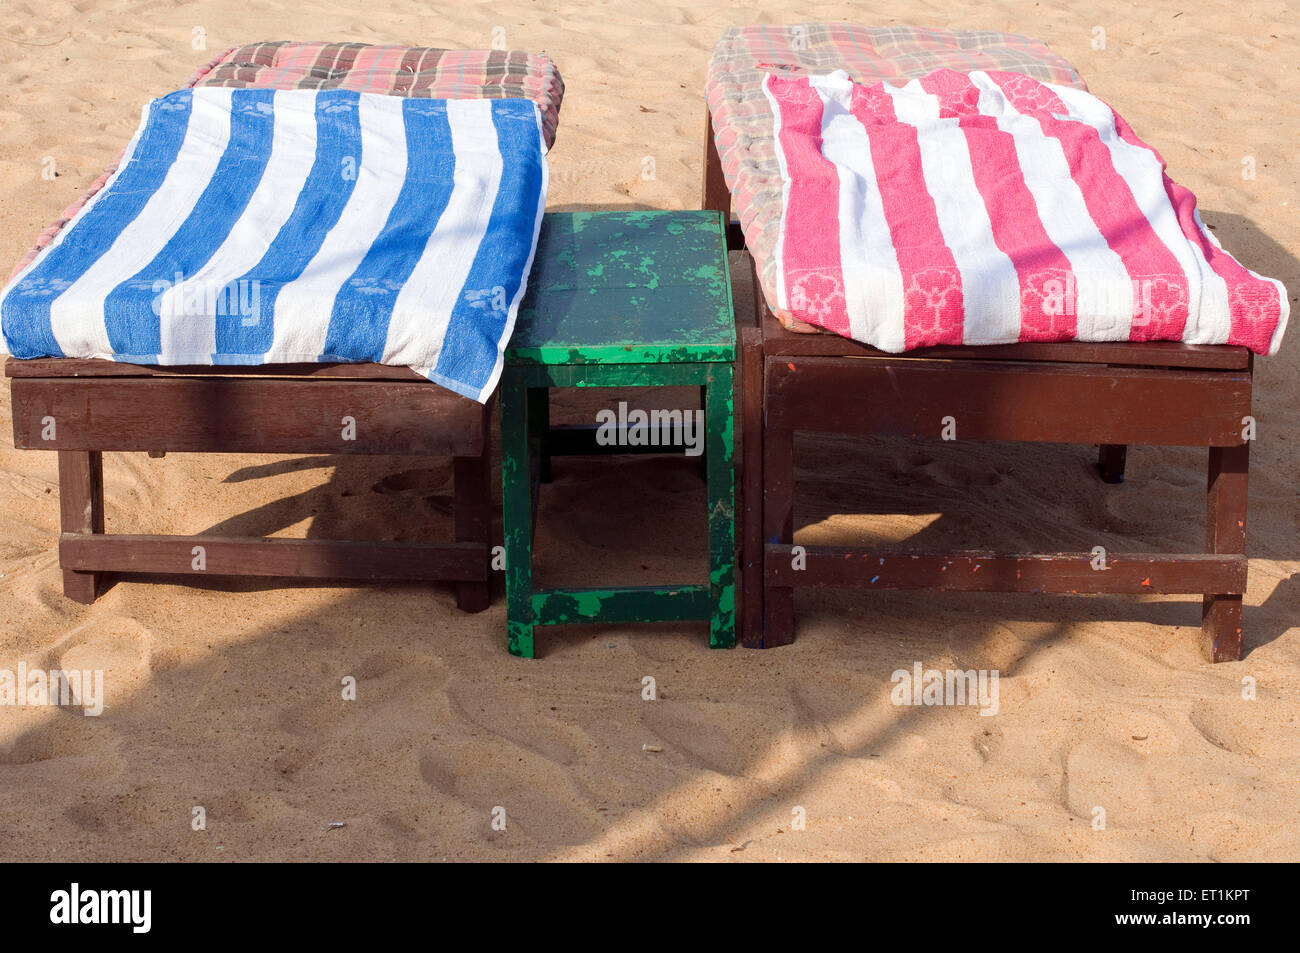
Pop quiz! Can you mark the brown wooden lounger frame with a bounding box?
[704,110,1252,662]
[6,358,493,612]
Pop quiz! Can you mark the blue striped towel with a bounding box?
[0,87,549,402]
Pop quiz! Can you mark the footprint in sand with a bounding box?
[445,682,590,767]
[1189,698,1298,758]
[61,786,176,833]
[484,786,603,848]
[351,649,446,684]
[416,741,601,848]
[911,457,1007,490]
[417,747,459,796]
[1101,480,1192,529]
[948,621,1030,673]
[148,646,187,676]
[788,682,847,753]
[55,617,150,661]
[371,467,455,515]
[638,700,762,776]
[54,619,153,712]
[1061,738,1155,825]
[278,650,448,737]
[370,467,451,495]
[276,695,352,739]
[0,714,112,767]
[200,789,258,824]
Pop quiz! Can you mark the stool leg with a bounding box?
[704,363,735,648]
[528,387,552,484]
[740,326,764,648]
[453,434,492,613]
[501,373,535,657]
[1097,444,1128,484]
[1202,443,1248,662]
[762,424,795,647]
[59,450,104,604]
[696,384,708,479]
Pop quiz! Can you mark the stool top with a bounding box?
[507,211,735,365]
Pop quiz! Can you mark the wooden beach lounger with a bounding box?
[6,358,495,610]
[4,42,565,611]
[704,25,1266,661]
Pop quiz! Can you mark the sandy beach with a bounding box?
[0,0,1297,861]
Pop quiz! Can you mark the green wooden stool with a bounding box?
[501,210,736,658]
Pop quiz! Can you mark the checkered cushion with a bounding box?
[13,42,564,277]
[705,24,1085,328]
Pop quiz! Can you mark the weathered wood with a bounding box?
[502,359,737,655]
[500,369,536,658]
[531,585,711,626]
[702,107,745,250]
[740,322,765,649]
[761,425,796,648]
[697,383,709,478]
[721,111,1259,659]
[454,446,492,612]
[746,261,1254,660]
[12,377,484,455]
[1097,444,1129,483]
[766,357,1251,447]
[1203,443,1249,661]
[57,450,104,603]
[60,535,488,581]
[15,359,494,607]
[765,546,1246,594]
[705,361,736,648]
[760,310,1252,370]
[510,211,735,366]
[702,107,730,217]
[511,361,716,389]
[500,210,738,656]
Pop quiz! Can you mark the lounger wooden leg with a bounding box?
[702,109,730,219]
[762,421,796,648]
[702,107,744,251]
[58,450,104,604]
[1097,444,1128,484]
[453,442,492,613]
[740,326,764,648]
[1202,443,1248,662]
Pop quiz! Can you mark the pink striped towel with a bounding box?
[765,69,1288,354]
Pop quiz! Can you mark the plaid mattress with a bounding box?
[13,41,564,278]
[705,24,1086,328]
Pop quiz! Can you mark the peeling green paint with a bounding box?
[532,586,710,626]
[499,211,737,656]
[507,211,734,366]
